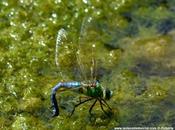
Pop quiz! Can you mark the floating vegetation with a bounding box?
[0,0,175,129]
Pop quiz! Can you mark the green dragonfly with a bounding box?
[51,17,113,117]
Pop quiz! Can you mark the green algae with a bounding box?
[0,0,175,129]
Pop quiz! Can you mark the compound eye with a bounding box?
[105,88,111,100]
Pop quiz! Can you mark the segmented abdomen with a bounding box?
[52,81,81,94]
[61,81,81,88]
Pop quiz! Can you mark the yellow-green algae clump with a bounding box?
[0,0,175,129]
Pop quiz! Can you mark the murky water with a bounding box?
[0,0,175,129]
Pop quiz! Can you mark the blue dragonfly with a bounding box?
[51,17,113,117]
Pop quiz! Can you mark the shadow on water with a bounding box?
[131,59,175,77]
[157,18,175,35]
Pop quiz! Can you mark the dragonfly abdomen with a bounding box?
[51,81,81,117]
[52,81,81,94]
[61,82,81,88]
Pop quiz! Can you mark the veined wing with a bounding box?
[77,16,112,82]
[76,16,98,82]
[55,28,78,80]
[55,17,120,82]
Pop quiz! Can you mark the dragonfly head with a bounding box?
[104,88,113,100]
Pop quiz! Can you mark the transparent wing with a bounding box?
[76,16,106,82]
[55,28,78,80]
[75,17,94,81]
[55,28,67,79]
[55,17,124,82]
[76,16,127,82]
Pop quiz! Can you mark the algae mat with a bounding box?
[0,0,175,129]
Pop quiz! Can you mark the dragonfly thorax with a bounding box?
[82,81,113,100]
[86,82,103,98]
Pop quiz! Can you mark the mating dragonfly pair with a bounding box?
[51,17,113,117]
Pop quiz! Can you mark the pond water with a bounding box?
[0,0,175,129]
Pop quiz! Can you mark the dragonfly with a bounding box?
[51,17,113,117]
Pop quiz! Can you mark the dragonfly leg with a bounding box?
[79,96,90,103]
[69,98,94,117]
[89,99,97,115]
[98,99,110,116]
[100,98,112,111]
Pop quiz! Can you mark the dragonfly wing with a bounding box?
[77,16,100,81]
